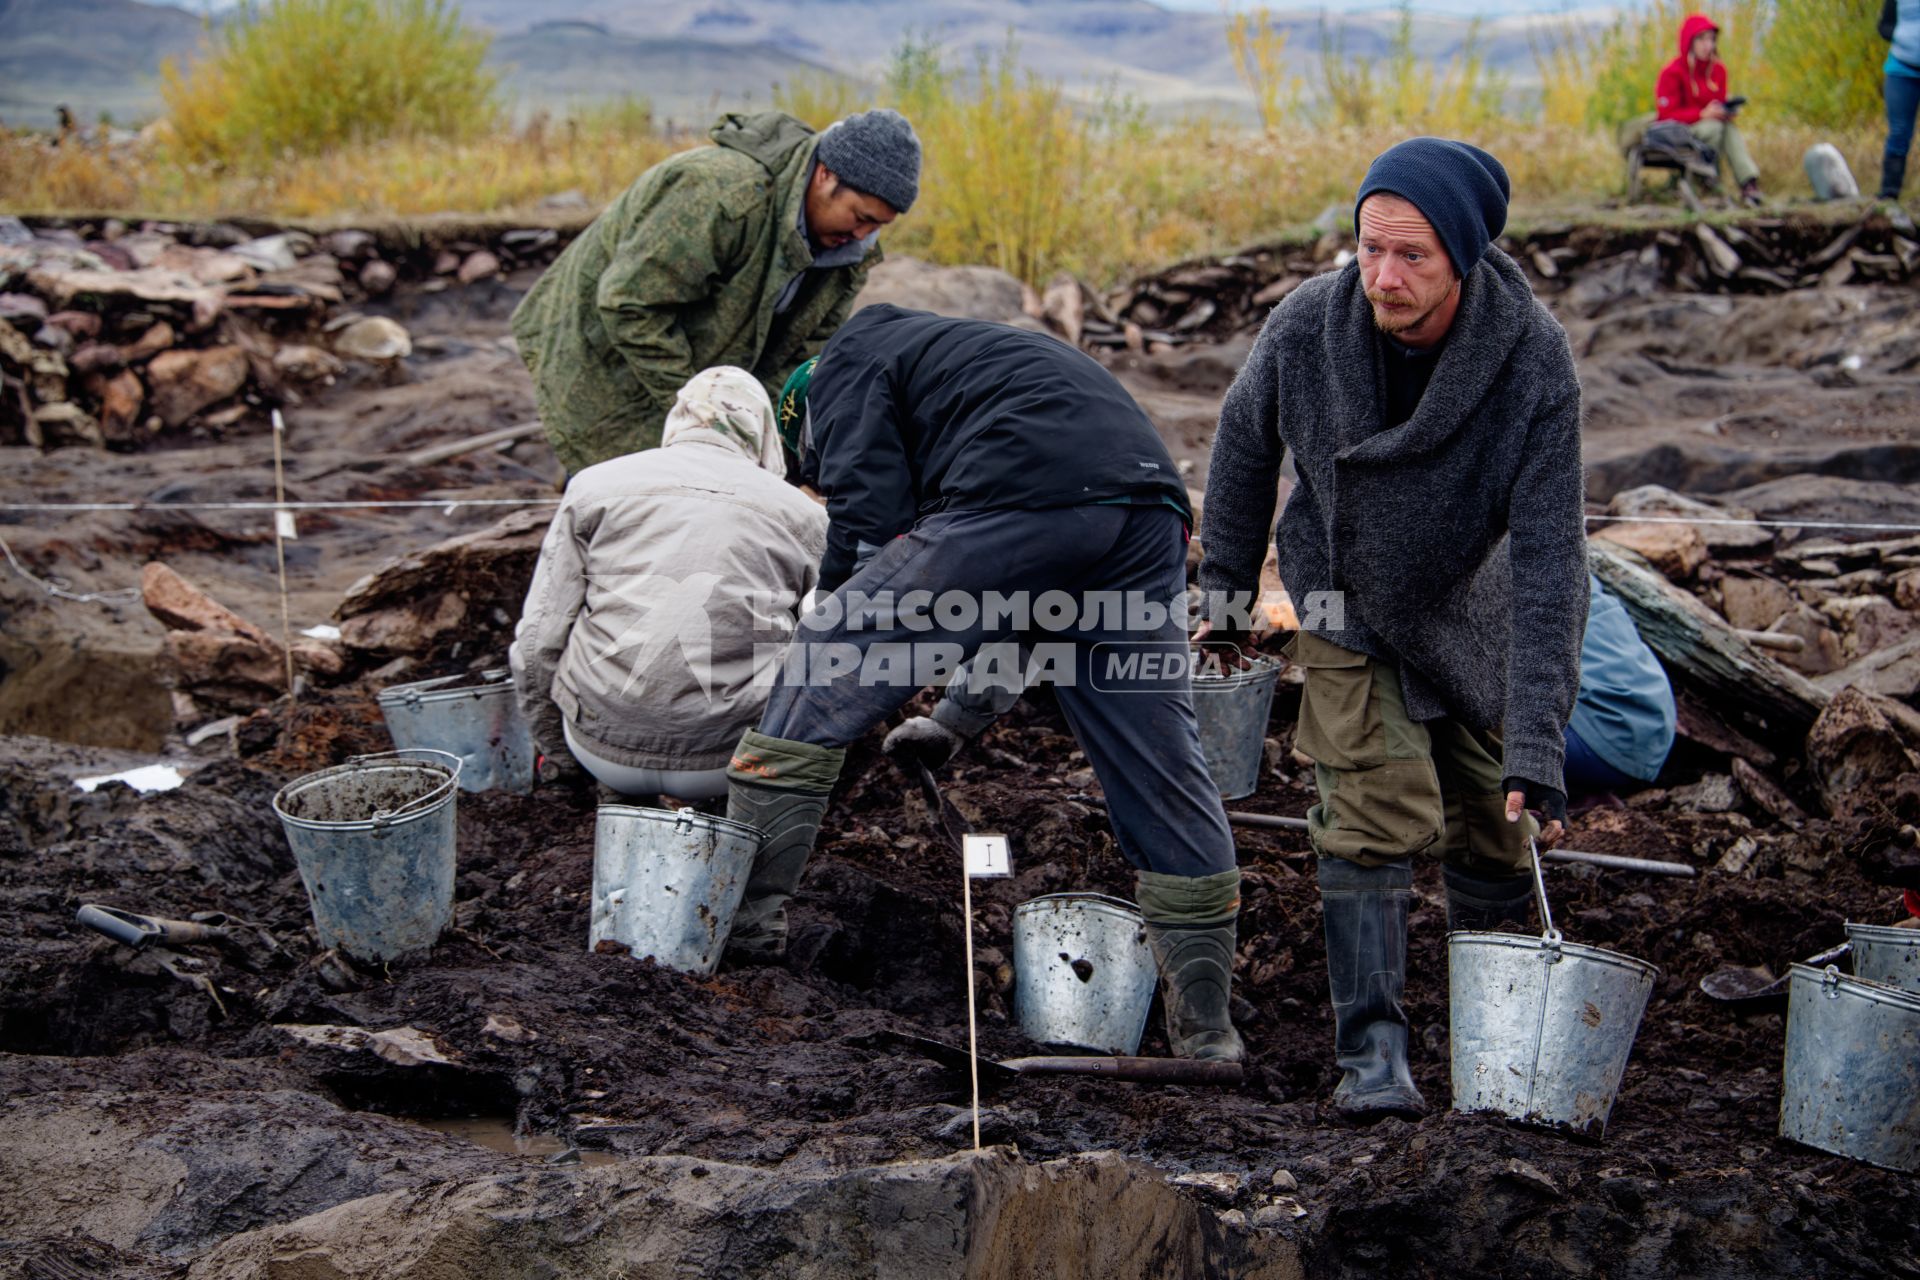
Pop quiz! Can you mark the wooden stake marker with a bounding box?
[270,410,297,722]
[960,831,1012,1151]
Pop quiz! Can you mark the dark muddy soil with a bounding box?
[2,674,1915,1277]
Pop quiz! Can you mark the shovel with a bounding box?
[889,1032,1243,1087]
[915,761,971,849]
[1699,941,1852,1005]
[76,904,232,951]
[902,766,1245,1088]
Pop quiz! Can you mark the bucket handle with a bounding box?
[1529,837,1564,955]
[345,749,462,830]
[1822,964,1844,998]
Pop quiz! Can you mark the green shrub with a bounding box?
[161,0,497,170]
[1763,0,1886,129]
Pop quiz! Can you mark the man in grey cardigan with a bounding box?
[1197,138,1588,1120]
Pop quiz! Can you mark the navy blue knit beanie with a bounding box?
[1353,138,1510,278]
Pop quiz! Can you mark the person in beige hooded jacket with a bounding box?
[510,367,828,801]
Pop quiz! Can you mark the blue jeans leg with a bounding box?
[1562,726,1640,799]
[1888,72,1920,158]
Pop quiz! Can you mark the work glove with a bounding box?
[882,716,964,771]
[535,742,583,786]
[1502,776,1568,827]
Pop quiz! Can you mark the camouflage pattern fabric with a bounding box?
[510,111,879,473]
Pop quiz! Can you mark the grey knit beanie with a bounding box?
[814,109,921,214]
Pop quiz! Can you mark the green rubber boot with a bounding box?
[1137,868,1246,1064]
[722,730,845,963]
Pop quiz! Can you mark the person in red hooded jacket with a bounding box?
[1656,13,1762,205]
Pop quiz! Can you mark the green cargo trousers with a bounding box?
[1286,630,1536,876]
[1691,119,1760,186]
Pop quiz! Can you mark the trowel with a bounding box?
[76,904,232,950]
[1699,940,1851,1006]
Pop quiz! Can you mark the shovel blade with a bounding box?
[886,1033,1021,1083]
[1699,965,1784,1003]
[1700,941,1851,1004]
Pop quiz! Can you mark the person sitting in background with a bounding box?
[1565,574,1677,801]
[510,367,827,805]
[1881,0,1920,202]
[1656,13,1763,206]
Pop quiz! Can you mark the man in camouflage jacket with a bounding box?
[511,109,921,473]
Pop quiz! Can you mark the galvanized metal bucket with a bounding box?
[1779,963,1920,1172]
[272,750,461,964]
[1845,921,1920,992]
[1448,839,1658,1139]
[588,805,761,978]
[1448,932,1659,1138]
[378,667,534,794]
[1013,893,1157,1055]
[1191,658,1282,800]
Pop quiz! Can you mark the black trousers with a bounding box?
[757,504,1237,877]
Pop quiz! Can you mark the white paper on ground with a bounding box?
[74,765,186,794]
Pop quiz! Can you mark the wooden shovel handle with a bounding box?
[1001,1056,1244,1085]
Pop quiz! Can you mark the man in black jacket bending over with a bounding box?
[722,303,1244,1064]
[1197,139,1588,1117]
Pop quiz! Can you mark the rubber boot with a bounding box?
[722,730,846,963]
[1442,864,1535,934]
[1881,150,1909,202]
[1137,868,1246,1063]
[1318,857,1426,1121]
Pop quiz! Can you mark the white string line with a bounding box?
[0,533,141,604]
[0,502,1914,535]
[0,497,560,513]
[1583,513,1920,534]
[3,499,1918,612]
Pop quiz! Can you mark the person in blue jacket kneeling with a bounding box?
[1565,574,1677,799]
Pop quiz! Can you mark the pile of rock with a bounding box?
[1,218,348,447]
[1090,208,1920,345]
[330,507,552,680]
[1587,482,1920,836]
[0,215,570,451]
[141,561,341,719]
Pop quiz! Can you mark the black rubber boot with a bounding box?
[1318,857,1426,1121]
[1442,864,1535,934]
[1881,150,1909,202]
[722,731,845,963]
[1137,868,1246,1063]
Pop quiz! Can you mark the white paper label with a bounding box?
[276,510,299,540]
[963,833,1012,878]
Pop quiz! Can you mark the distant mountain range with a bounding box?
[0,0,201,127]
[0,0,1613,130]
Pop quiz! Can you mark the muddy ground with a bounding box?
[3,687,1916,1277]
[3,234,1920,1277]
